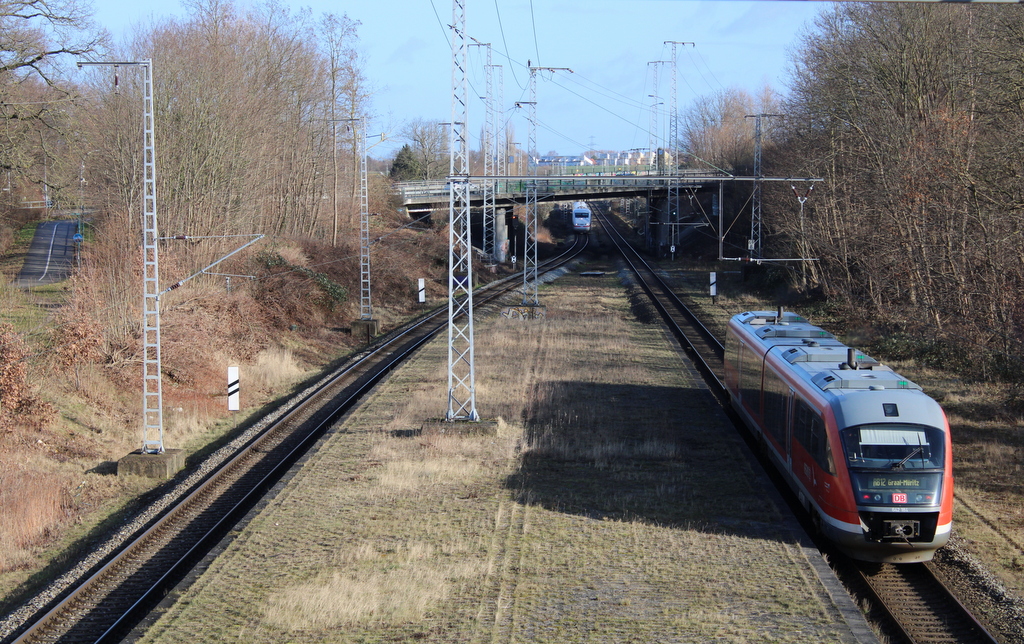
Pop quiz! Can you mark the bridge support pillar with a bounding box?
[493,208,508,262]
[649,196,671,256]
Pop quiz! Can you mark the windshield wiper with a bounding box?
[891,446,923,470]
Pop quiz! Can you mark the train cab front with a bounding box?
[836,421,952,563]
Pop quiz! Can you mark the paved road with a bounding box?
[15,220,78,287]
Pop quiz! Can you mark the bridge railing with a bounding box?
[395,170,728,205]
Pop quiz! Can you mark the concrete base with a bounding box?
[118,449,185,479]
[351,318,380,342]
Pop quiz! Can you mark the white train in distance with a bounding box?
[572,201,592,233]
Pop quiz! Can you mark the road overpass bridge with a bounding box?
[396,171,728,214]
[395,171,818,212]
[394,171,822,260]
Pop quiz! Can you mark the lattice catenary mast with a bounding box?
[522,82,538,306]
[329,118,374,321]
[647,61,667,170]
[357,122,372,320]
[746,113,782,260]
[522,66,571,307]
[665,42,693,253]
[446,0,478,421]
[471,40,498,261]
[79,59,165,454]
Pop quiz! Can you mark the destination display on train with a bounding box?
[870,477,923,489]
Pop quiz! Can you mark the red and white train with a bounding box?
[724,310,953,563]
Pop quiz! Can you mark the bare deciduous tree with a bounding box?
[71,0,370,357]
[771,3,1024,372]
[400,118,448,181]
[0,0,105,200]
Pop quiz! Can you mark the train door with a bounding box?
[738,344,763,421]
[809,417,836,512]
[785,390,794,469]
[761,366,790,460]
[792,398,820,509]
[793,398,836,514]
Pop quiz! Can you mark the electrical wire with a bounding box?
[688,47,726,92]
[532,115,589,152]
[539,74,730,173]
[493,0,524,89]
[427,0,449,46]
[529,0,541,67]
[425,0,491,152]
[561,71,649,112]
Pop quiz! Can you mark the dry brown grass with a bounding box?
[264,542,483,628]
[0,279,19,316]
[136,266,857,644]
[249,346,306,392]
[0,460,71,572]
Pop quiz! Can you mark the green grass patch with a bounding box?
[15,221,39,244]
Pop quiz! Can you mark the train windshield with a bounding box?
[840,424,945,471]
[841,424,945,508]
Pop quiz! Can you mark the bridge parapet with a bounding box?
[395,171,728,207]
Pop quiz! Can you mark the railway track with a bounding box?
[2,235,588,644]
[594,205,1002,644]
[860,563,995,644]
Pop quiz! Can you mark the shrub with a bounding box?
[0,323,55,433]
[256,250,348,311]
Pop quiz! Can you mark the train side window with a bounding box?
[794,399,835,475]
[725,333,740,383]
[739,345,762,414]
[809,419,822,465]
[810,413,835,475]
[793,399,812,449]
[762,367,789,449]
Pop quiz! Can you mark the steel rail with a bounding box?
[857,563,1000,644]
[6,235,588,644]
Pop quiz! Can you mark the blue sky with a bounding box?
[91,0,824,158]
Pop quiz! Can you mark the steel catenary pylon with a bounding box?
[446,0,478,421]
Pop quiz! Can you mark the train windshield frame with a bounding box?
[840,423,945,507]
[840,423,945,470]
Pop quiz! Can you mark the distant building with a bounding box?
[532,149,659,168]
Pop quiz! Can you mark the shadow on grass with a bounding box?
[86,461,118,475]
[503,380,794,542]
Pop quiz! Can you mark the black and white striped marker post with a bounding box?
[228,366,239,411]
